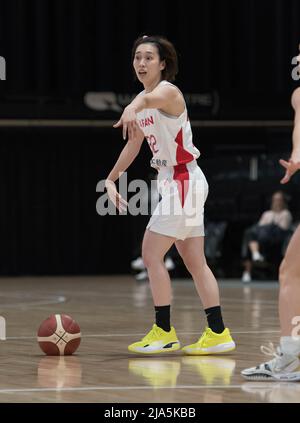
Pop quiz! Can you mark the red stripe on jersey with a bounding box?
[173,163,189,208]
[173,128,193,207]
[175,128,194,165]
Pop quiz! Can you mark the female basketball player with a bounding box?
[105,35,235,355]
[242,84,300,380]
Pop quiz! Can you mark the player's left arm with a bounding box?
[291,88,300,157]
[114,85,181,140]
[280,87,300,183]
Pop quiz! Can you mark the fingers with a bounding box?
[279,159,289,169]
[117,193,128,206]
[107,189,128,213]
[128,121,138,141]
[116,193,128,213]
[111,198,127,213]
[279,159,293,183]
[128,125,135,140]
[122,121,137,141]
[279,159,298,183]
[113,120,122,128]
[132,121,137,137]
[113,119,128,141]
[114,118,138,141]
[122,124,127,140]
[280,171,290,184]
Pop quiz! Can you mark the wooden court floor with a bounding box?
[0,275,299,403]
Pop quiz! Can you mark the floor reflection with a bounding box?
[128,359,181,388]
[181,356,236,385]
[37,356,82,388]
[128,356,236,388]
[241,382,300,403]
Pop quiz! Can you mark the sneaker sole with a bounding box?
[128,343,181,355]
[274,372,300,381]
[241,373,273,381]
[182,341,236,356]
[242,372,300,382]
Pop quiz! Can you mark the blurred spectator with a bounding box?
[241,191,292,283]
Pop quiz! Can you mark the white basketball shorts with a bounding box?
[147,160,209,240]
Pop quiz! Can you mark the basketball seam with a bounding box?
[54,331,67,344]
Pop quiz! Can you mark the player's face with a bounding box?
[133,43,165,84]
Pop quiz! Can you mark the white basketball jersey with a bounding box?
[136,81,200,169]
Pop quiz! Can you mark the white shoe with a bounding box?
[131,257,145,270]
[165,257,175,271]
[242,271,252,283]
[241,343,300,381]
[135,270,148,281]
[252,251,264,262]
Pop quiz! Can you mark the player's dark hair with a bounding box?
[132,35,178,82]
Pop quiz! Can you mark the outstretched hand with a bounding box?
[113,106,138,140]
[105,180,128,213]
[279,158,300,184]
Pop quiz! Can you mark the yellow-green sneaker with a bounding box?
[128,324,180,354]
[182,327,236,355]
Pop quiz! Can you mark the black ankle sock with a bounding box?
[155,305,171,332]
[204,306,225,334]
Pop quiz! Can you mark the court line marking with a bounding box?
[0,296,66,309]
[0,385,245,394]
[6,330,279,340]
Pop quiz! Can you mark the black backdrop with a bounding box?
[0,0,299,276]
[0,0,300,117]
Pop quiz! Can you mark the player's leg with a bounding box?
[241,225,300,381]
[280,89,300,337]
[176,236,219,308]
[141,229,176,306]
[279,225,300,341]
[175,236,235,355]
[242,88,300,379]
[128,229,180,354]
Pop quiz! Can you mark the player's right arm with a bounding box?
[105,126,144,212]
[280,87,300,184]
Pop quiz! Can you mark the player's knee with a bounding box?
[279,258,298,287]
[142,250,161,268]
[141,250,151,268]
[183,254,206,275]
[291,87,300,111]
[279,259,288,286]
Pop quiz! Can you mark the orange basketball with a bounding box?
[37,314,81,356]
